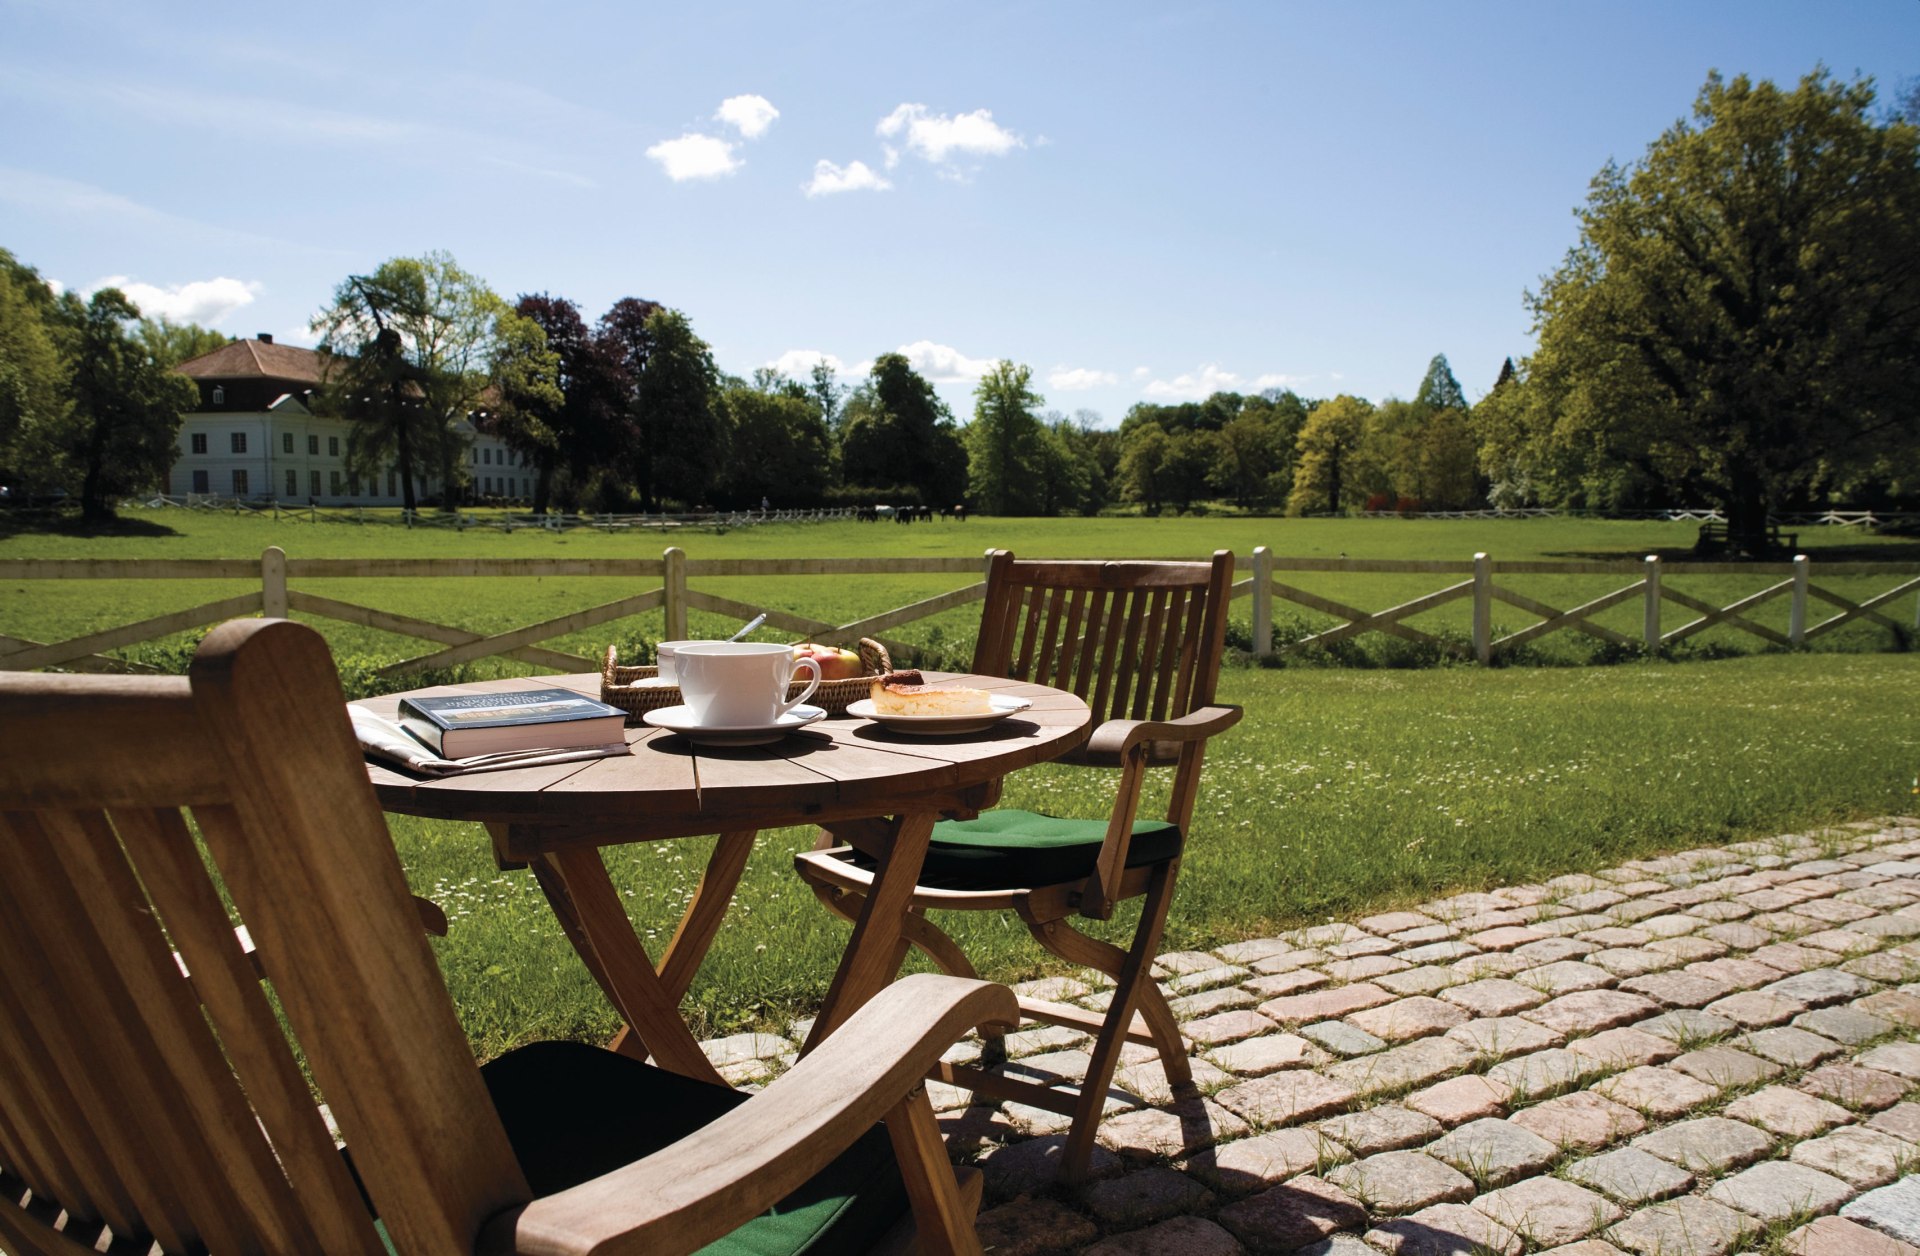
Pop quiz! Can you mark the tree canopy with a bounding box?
[311,252,507,510]
[966,361,1047,514]
[1495,70,1920,548]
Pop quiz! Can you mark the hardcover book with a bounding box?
[397,687,628,757]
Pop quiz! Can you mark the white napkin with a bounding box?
[349,706,631,776]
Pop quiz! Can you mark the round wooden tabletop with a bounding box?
[360,672,1091,842]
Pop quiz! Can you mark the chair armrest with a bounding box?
[479,973,1017,1256]
[1083,704,1242,764]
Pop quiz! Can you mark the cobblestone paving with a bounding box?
[712,819,1920,1254]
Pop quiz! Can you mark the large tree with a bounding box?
[482,310,564,506]
[0,250,67,494]
[966,360,1048,514]
[42,288,197,521]
[1515,70,1920,550]
[837,353,966,506]
[311,252,507,511]
[632,308,724,509]
[722,378,831,507]
[1286,395,1372,516]
[137,318,229,368]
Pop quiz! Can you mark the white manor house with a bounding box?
[169,336,526,506]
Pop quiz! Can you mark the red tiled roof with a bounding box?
[177,339,338,385]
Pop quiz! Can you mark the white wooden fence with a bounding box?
[4,546,1918,675]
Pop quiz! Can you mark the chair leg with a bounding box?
[1026,861,1190,1182]
[806,884,1006,1062]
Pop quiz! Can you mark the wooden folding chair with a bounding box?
[795,551,1242,1182]
[0,617,1013,1255]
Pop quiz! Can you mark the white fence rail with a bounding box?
[4,547,1919,675]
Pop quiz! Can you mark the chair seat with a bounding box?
[908,810,1183,891]
[479,1040,907,1255]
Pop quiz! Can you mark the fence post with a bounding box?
[1790,554,1809,647]
[1473,552,1492,665]
[1644,555,1662,651]
[261,546,287,619]
[664,546,688,640]
[1252,546,1273,658]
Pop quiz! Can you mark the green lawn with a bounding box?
[6,507,1918,672]
[8,506,1919,1053]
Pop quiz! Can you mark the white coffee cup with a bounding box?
[654,639,713,685]
[675,642,821,726]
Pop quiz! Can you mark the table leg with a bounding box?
[802,809,937,1054]
[540,846,727,1085]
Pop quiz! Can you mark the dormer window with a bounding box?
[211,386,225,406]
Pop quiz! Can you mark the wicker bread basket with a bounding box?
[600,638,893,723]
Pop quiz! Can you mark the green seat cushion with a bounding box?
[907,810,1183,891]
[480,1039,906,1255]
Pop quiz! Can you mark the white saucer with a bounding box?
[642,703,827,746]
[844,695,1032,736]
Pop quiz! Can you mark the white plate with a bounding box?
[844,695,1032,736]
[642,703,827,746]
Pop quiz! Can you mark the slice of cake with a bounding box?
[869,671,993,717]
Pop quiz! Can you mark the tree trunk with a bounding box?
[1724,465,1770,556]
[392,382,417,513]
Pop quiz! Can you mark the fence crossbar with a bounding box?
[1491,580,1642,651]
[1281,579,1473,651]
[1803,576,1920,641]
[286,591,592,672]
[0,593,264,670]
[1661,580,1793,646]
[377,589,669,676]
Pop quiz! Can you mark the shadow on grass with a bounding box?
[0,511,181,540]
[1549,538,1920,562]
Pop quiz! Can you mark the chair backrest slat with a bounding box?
[973,552,1234,756]
[0,620,529,1255]
[118,804,381,1251]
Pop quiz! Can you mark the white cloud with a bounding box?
[89,274,260,325]
[1049,367,1116,391]
[1132,366,1150,379]
[646,133,740,181]
[804,159,891,197]
[876,103,1023,164]
[766,349,848,377]
[896,340,995,383]
[1253,373,1305,391]
[1143,363,1244,400]
[717,94,779,138]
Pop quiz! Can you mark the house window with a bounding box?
[329,436,340,457]
[192,469,209,493]
[285,470,298,497]
[388,471,397,497]
[310,470,321,498]
[331,471,342,495]
[211,386,225,406]
[230,431,247,454]
[282,432,294,454]
[308,435,319,456]
[349,477,360,497]
[232,469,249,497]
[190,433,207,454]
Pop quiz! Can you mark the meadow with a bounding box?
[7,506,1920,1054]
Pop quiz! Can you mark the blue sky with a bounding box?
[3,1,1916,425]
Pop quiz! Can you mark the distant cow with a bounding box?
[949,504,968,523]
[856,504,878,522]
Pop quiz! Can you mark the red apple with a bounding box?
[792,642,864,681]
